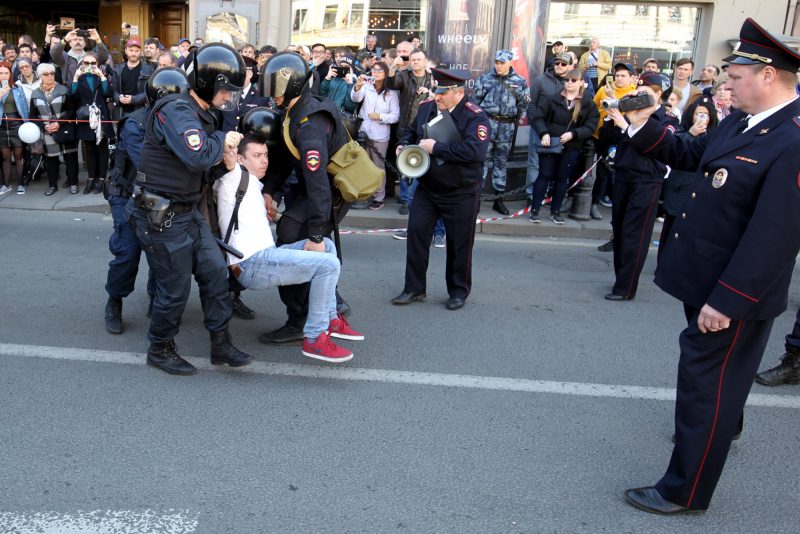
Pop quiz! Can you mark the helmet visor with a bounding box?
[211,73,243,111]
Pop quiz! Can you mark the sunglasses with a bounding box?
[565,79,580,83]
[554,61,569,66]
[40,72,55,76]
[83,61,97,66]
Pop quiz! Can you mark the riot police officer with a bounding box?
[258,51,351,344]
[391,68,491,310]
[131,44,253,375]
[103,67,189,334]
[473,49,530,215]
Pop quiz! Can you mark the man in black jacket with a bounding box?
[111,38,155,120]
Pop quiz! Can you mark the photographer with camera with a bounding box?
[48,26,109,88]
[70,51,113,194]
[350,61,399,210]
[320,52,358,114]
[602,71,676,301]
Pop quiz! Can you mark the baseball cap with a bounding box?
[495,49,514,63]
[614,62,635,74]
[638,71,671,92]
[177,38,191,46]
[125,38,141,48]
[554,53,572,64]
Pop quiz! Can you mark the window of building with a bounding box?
[547,3,700,74]
[323,5,338,29]
[206,12,249,50]
[293,9,308,32]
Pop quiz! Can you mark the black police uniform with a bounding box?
[624,18,800,511]
[104,106,153,330]
[263,90,349,330]
[132,93,232,344]
[608,105,677,299]
[397,77,490,305]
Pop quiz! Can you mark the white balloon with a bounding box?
[18,122,41,144]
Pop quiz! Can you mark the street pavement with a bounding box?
[0,200,799,533]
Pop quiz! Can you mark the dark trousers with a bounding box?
[592,160,614,204]
[785,305,800,350]
[84,139,109,179]
[611,180,661,298]
[404,181,481,299]
[132,208,231,343]
[530,150,579,214]
[656,304,773,510]
[106,195,152,299]
[45,149,79,188]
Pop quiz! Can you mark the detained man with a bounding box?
[215,134,364,363]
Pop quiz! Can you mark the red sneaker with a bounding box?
[302,333,353,363]
[328,313,364,341]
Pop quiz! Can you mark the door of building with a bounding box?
[152,2,187,47]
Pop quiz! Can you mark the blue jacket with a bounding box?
[631,99,800,320]
[0,85,30,119]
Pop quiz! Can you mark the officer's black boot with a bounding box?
[83,179,96,194]
[492,190,510,216]
[93,178,105,194]
[104,296,123,335]
[210,328,254,367]
[755,347,800,386]
[147,340,197,375]
[231,291,256,320]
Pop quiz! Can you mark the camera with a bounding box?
[601,92,654,112]
[124,23,132,29]
[365,76,375,84]
[335,65,350,78]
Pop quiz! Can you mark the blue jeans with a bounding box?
[525,129,540,196]
[106,195,142,298]
[236,238,339,340]
[400,177,445,237]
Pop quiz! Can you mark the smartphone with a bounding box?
[400,55,410,62]
[605,74,614,85]
[696,112,709,124]
[336,65,350,78]
[366,76,375,84]
[1,80,7,88]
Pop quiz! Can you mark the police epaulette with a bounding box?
[420,97,434,104]
[465,101,483,114]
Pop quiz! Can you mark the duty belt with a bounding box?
[134,188,194,214]
[489,114,517,124]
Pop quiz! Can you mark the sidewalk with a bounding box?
[0,175,659,242]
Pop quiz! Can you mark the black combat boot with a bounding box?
[210,328,254,367]
[492,190,509,216]
[104,296,123,335]
[755,347,800,386]
[93,178,105,194]
[83,179,96,194]
[147,340,197,375]
[231,291,256,320]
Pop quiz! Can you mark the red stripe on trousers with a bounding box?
[686,320,743,508]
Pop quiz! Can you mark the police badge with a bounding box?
[712,168,728,188]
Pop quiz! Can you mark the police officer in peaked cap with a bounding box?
[391,68,491,310]
[257,51,352,344]
[131,43,254,376]
[620,18,800,514]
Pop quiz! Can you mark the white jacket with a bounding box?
[350,83,399,142]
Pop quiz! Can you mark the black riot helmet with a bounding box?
[145,67,190,106]
[260,51,310,107]
[239,107,282,146]
[183,43,245,111]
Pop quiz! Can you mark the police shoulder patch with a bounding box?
[306,150,321,172]
[477,124,489,141]
[465,102,483,114]
[183,129,203,151]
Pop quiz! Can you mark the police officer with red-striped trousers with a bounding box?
[621,19,800,514]
[391,69,490,310]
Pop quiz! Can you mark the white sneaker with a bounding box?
[0,185,10,195]
[433,235,446,248]
[16,185,26,195]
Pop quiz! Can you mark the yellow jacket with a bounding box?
[579,49,612,81]
[593,83,637,136]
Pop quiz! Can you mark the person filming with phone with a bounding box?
[320,51,358,114]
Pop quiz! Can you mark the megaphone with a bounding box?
[396,145,430,179]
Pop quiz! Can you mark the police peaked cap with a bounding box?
[724,18,800,72]
[432,68,471,93]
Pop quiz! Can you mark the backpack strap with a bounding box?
[223,165,250,244]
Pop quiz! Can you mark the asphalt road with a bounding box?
[0,208,798,533]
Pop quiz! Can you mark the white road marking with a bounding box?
[0,509,197,533]
[1,343,799,409]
